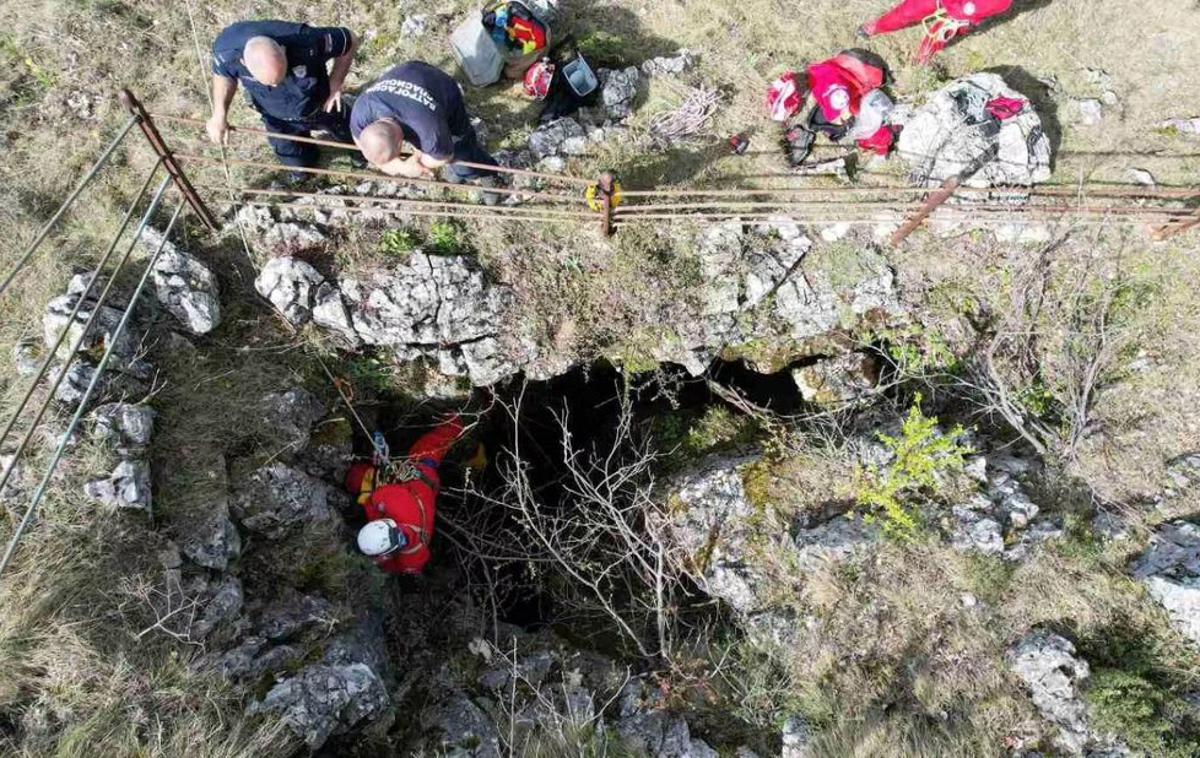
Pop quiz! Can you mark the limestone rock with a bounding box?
[251,663,389,750]
[0,454,30,513]
[193,576,244,639]
[230,463,339,539]
[951,507,1004,555]
[295,416,355,483]
[641,50,696,78]
[12,338,40,376]
[792,353,879,406]
[668,458,771,613]
[321,613,391,675]
[400,14,427,37]
[141,227,221,335]
[259,387,325,454]
[255,256,325,326]
[339,253,516,387]
[1165,453,1200,498]
[793,515,878,571]
[215,636,301,682]
[42,291,135,365]
[256,592,337,642]
[1161,117,1200,136]
[84,459,152,512]
[263,222,327,256]
[599,67,640,121]
[420,694,501,757]
[1006,631,1092,756]
[616,679,717,757]
[91,402,155,453]
[898,73,1052,188]
[1072,98,1104,126]
[1131,521,1200,646]
[528,118,587,158]
[181,510,241,571]
[781,715,813,758]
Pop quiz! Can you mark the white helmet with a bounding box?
[357,519,406,557]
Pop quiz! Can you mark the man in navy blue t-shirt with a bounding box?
[208,20,360,175]
[350,62,498,199]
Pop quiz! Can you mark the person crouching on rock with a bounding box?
[857,0,1015,64]
[350,61,501,205]
[346,415,465,576]
[766,49,899,166]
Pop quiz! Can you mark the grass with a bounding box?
[1,0,1200,754]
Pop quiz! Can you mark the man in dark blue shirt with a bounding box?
[208,20,360,175]
[350,62,498,200]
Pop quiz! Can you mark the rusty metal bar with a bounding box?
[0,115,139,301]
[150,112,595,187]
[199,185,595,219]
[621,184,1200,200]
[235,201,581,225]
[613,212,1185,225]
[1152,207,1200,241]
[890,176,961,246]
[176,153,584,205]
[119,90,219,231]
[616,202,1184,218]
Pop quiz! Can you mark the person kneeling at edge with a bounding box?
[766,49,899,165]
[858,0,1014,64]
[207,20,364,183]
[350,61,501,206]
[347,415,465,576]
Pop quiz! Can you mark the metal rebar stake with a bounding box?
[0,116,139,301]
[119,89,219,231]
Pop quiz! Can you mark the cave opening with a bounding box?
[340,355,816,637]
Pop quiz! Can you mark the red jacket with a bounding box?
[806,53,886,122]
[347,416,464,575]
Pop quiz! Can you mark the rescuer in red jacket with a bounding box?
[858,0,1015,63]
[346,415,464,575]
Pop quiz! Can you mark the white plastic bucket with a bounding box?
[450,16,504,86]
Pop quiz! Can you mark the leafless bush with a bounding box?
[953,236,1138,462]
[448,381,701,662]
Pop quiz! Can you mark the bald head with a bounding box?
[243,36,286,86]
[359,121,404,166]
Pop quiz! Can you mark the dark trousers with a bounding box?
[446,123,499,181]
[259,107,354,168]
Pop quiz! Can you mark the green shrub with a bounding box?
[1087,669,1200,757]
[429,221,466,255]
[855,397,972,537]
[379,228,418,257]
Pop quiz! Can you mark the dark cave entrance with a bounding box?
[343,355,817,632]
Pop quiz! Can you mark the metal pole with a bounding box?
[0,200,186,583]
[0,176,172,497]
[119,89,219,231]
[1152,207,1200,241]
[598,172,616,237]
[0,116,139,301]
[148,112,596,188]
[0,162,164,452]
[175,153,582,205]
[890,176,961,246]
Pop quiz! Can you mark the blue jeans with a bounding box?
[258,107,354,169]
[446,124,499,181]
